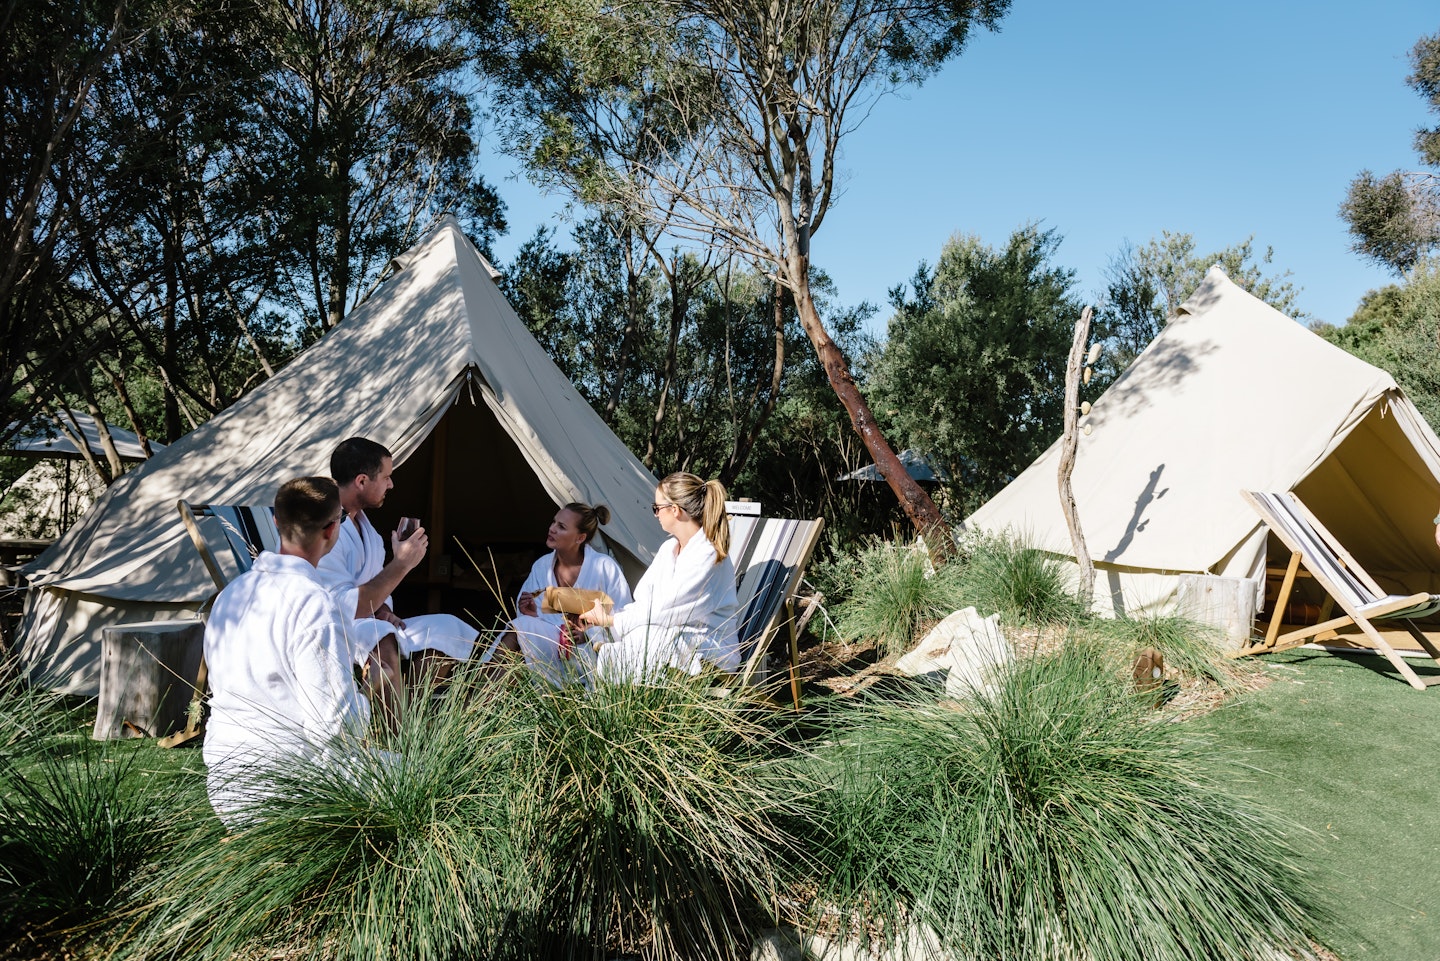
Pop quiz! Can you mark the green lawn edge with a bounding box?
[1192,649,1440,960]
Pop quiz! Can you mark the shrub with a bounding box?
[833,539,967,656]
[798,646,1322,960]
[512,674,805,960]
[1075,612,1255,689]
[122,668,806,961]
[954,530,1083,624]
[120,671,535,961]
[0,683,199,953]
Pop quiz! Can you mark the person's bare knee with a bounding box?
[377,633,402,683]
[364,634,405,728]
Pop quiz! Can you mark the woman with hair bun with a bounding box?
[501,502,632,684]
[579,472,739,681]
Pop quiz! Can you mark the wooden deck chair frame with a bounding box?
[166,500,280,746]
[727,514,826,709]
[1238,490,1440,691]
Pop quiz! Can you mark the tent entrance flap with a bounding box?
[373,393,613,627]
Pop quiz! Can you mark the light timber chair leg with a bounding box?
[1236,551,1301,657]
[1264,551,1301,650]
[1356,620,1437,691]
[1402,620,1440,662]
[158,656,208,748]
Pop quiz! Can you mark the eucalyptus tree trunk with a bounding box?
[1059,306,1096,608]
[788,254,951,557]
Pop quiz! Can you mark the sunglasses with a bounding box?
[651,502,677,515]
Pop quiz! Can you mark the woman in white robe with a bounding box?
[500,502,632,684]
[580,473,739,682]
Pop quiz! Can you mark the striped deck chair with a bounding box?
[165,501,281,746]
[726,510,826,708]
[177,501,281,593]
[1240,490,1440,691]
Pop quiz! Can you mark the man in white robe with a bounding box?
[203,476,371,828]
[315,437,483,707]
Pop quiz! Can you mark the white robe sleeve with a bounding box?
[611,536,729,637]
[586,551,633,610]
[290,595,372,745]
[517,552,554,605]
[314,517,390,619]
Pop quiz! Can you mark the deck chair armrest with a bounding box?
[1357,593,1440,620]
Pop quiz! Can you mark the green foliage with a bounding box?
[872,225,1083,513]
[954,531,1082,625]
[1319,261,1440,431]
[801,646,1321,961]
[124,676,536,961]
[490,0,1009,541]
[1340,30,1440,273]
[0,683,200,950]
[508,675,802,960]
[1072,612,1254,689]
[8,0,505,450]
[832,540,968,656]
[504,223,905,538]
[502,218,799,482]
[1093,231,1305,384]
[125,670,804,961]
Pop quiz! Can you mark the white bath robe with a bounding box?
[509,545,633,684]
[314,511,479,664]
[597,531,740,682]
[202,551,372,828]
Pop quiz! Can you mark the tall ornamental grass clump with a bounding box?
[799,646,1322,960]
[121,667,807,961]
[119,671,538,961]
[833,540,968,656]
[1076,612,1255,689]
[510,673,807,960]
[954,530,1083,624]
[0,682,200,953]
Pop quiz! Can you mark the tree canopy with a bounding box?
[3,0,504,460]
[1339,29,1440,273]
[871,225,1081,514]
[487,0,1012,545]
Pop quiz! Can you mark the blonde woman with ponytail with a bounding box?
[579,472,740,682]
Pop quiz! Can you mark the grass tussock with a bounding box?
[511,674,807,960]
[1069,612,1258,690]
[118,672,538,961]
[0,682,200,954]
[119,668,807,961]
[953,530,1084,625]
[832,541,968,657]
[799,646,1322,961]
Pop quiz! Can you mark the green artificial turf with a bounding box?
[1192,648,1440,960]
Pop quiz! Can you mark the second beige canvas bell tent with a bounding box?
[964,266,1440,626]
[17,217,665,695]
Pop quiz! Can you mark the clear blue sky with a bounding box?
[484,1,1438,331]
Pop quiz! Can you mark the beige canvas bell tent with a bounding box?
[18,217,664,694]
[964,265,1440,622]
